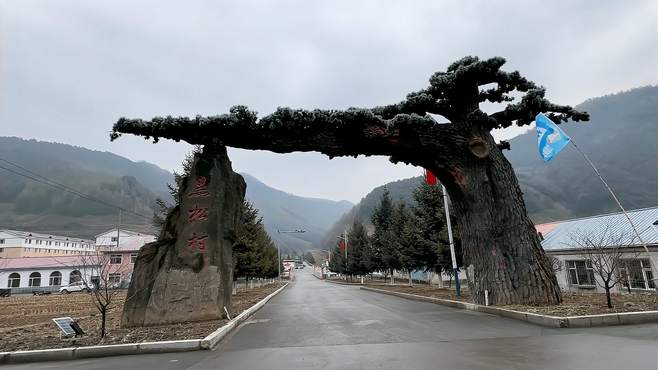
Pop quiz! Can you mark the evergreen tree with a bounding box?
[328,244,346,275]
[371,189,401,282]
[233,200,279,279]
[392,203,430,285]
[346,222,371,277]
[412,183,462,278]
[413,182,462,274]
[114,57,586,304]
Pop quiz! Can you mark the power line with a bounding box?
[0,158,154,221]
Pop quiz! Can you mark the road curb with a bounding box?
[0,283,289,365]
[201,282,289,349]
[360,286,658,328]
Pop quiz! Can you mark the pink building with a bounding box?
[94,229,156,286]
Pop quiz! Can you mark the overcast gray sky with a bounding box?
[1,1,656,203]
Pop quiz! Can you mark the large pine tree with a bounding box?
[112,57,588,304]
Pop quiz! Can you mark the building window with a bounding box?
[29,272,41,287]
[111,236,119,242]
[0,239,4,244]
[0,248,3,253]
[7,273,20,288]
[49,271,62,286]
[69,270,82,283]
[566,260,595,287]
[108,273,121,285]
[619,259,656,290]
[130,253,138,264]
[110,254,122,264]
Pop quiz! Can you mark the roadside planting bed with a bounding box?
[363,284,658,316]
[0,282,284,352]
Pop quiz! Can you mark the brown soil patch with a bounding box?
[503,292,658,316]
[363,284,658,317]
[365,283,470,301]
[0,282,284,352]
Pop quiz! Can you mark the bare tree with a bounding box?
[569,225,638,308]
[63,246,132,339]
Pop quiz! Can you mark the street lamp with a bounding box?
[276,229,306,281]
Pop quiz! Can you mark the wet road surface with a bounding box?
[6,268,658,369]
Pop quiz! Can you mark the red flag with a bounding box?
[425,169,437,185]
[339,240,347,251]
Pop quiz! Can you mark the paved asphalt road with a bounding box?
[7,268,658,370]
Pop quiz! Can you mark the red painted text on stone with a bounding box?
[188,176,210,197]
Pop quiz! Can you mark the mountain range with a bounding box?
[0,137,351,252]
[323,86,658,248]
[1,86,655,253]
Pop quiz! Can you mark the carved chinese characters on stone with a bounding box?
[188,205,209,222]
[121,145,245,327]
[188,176,210,197]
[181,176,211,255]
[187,232,208,252]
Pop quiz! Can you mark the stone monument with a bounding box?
[121,143,245,327]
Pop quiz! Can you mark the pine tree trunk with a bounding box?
[408,272,413,287]
[443,135,561,306]
[390,269,394,285]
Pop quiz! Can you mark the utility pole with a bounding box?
[116,210,121,250]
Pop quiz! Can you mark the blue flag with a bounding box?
[535,113,571,162]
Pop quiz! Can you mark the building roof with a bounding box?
[94,228,154,238]
[537,206,658,251]
[0,256,98,270]
[99,236,154,252]
[0,229,93,243]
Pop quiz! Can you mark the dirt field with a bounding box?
[365,283,471,301]
[504,291,658,316]
[0,282,284,352]
[364,284,658,316]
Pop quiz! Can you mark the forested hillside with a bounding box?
[0,138,352,250]
[0,137,170,237]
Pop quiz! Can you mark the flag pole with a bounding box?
[569,139,657,278]
[441,184,460,297]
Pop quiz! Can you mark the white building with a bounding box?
[538,206,658,293]
[0,230,95,258]
[0,256,98,294]
[94,229,156,249]
[94,229,156,286]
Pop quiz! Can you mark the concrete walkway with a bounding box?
[6,269,658,369]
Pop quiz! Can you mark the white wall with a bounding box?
[549,251,658,293]
[0,266,96,291]
[0,232,23,247]
[95,229,155,247]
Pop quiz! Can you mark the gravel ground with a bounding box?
[0,282,284,352]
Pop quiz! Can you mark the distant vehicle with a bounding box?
[324,270,338,278]
[59,281,92,294]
